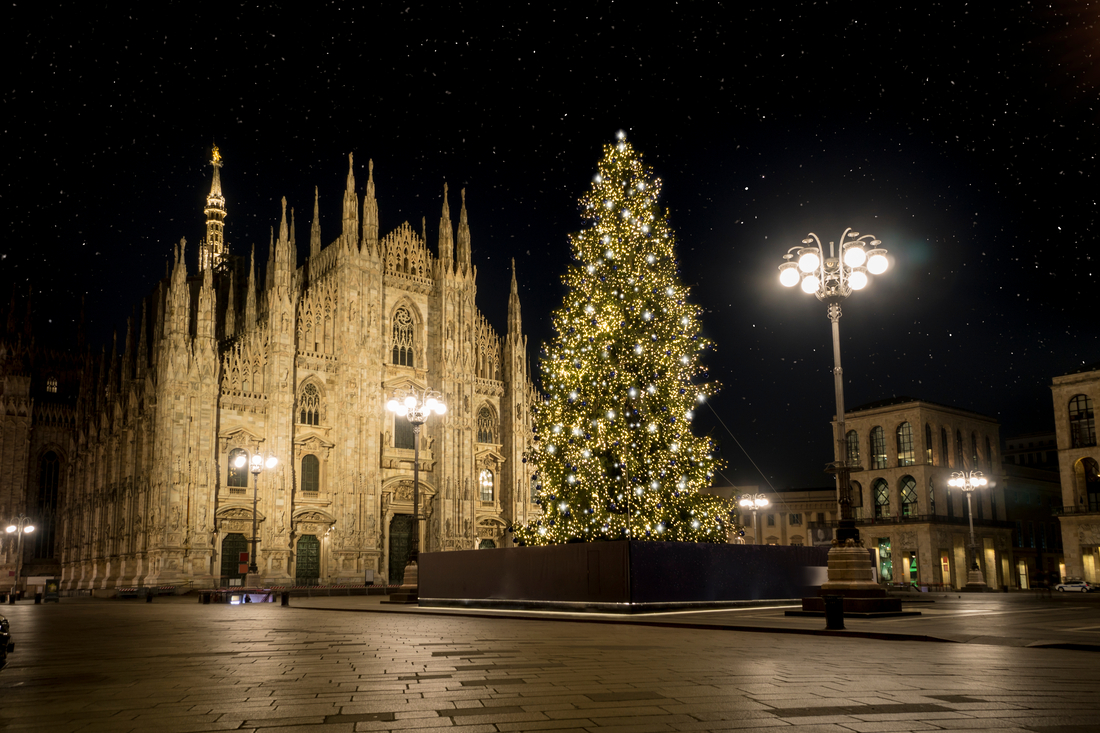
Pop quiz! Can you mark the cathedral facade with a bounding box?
[0,150,539,590]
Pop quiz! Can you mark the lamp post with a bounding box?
[948,470,989,589]
[386,387,446,601]
[6,514,35,603]
[779,228,888,594]
[235,452,277,588]
[738,494,769,545]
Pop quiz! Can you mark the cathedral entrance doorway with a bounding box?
[388,514,414,585]
[296,535,320,585]
[220,533,247,585]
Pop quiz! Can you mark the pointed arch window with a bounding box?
[227,448,249,488]
[900,476,917,517]
[298,383,321,426]
[942,427,951,468]
[35,451,60,558]
[846,430,860,467]
[896,422,915,466]
[477,406,497,444]
[301,454,320,494]
[46,376,58,394]
[956,430,965,469]
[1069,394,1096,448]
[873,478,890,518]
[392,306,415,367]
[925,423,934,465]
[870,426,887,469]
[479,469,495,501]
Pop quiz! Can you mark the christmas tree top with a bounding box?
[513,132,732,546]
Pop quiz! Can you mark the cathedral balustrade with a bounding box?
[475,378,504,396]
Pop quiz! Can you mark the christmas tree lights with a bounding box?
[512,132,733,546]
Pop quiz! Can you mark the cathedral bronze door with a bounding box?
[220,533,248,585]
[296,535,320,585]
[388,514,414,585]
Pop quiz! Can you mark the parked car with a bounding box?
[1055,579,1094,592]
[0,613,12,668]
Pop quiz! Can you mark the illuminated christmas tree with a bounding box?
[512,132,732,546]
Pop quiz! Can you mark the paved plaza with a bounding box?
[0,593,1098,732]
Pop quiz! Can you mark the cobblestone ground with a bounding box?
[0,598,1097,732]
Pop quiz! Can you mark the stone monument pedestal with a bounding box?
[792,544,911,616]
[385,562,419,604]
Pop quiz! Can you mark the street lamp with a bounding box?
[779,228,888,545]
[6,514,35,604]
[235,451,277,588]
[948,470,989,589]
[738,494,770,545]
[386,386,446,601]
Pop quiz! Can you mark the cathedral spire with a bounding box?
[361,159,378,256]
[245,244,257,327]
[457,188,472,277]
[224,275,236,339]
[265,227,275,291]
[342,153,358,249]
[507,258,523,338]
[438,183,454,274]
[199,145,228,273]
[310,186,321,260]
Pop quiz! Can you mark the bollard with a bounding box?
[202,591,211,605]
[146,590,154,603]
[823,594,845,630]
[34,592,42,604]
[281,591,290,607]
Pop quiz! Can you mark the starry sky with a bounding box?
[4,2,1097,489]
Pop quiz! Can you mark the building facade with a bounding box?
[1051,364,1100,582]
[839,397,1014,589]
[0,150,539,591]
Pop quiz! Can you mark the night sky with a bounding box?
[4,2,1096,490]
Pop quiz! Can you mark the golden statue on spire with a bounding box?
[212,145,222,167]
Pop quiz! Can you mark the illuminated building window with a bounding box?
[479,469,495,501]
[301,454,320,494]
[874,478,890,518]
[477,406,497,444]
[392,306,415,367]
[298,383,321,426]
[227,448,249,488]
[846,430,860,467]
[46,376,58,394]
[900,476,917,517]
[870,426,887,469]
[896,422,915,466]
[1069,394,1096,448]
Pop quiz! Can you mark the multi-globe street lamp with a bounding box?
[778,228,888,546]
[386,387,446,600]
[6,514,35,603]
[738,494,770,545]
[234,452,277,588]
[948,470,989,589]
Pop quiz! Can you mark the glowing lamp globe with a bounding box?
[843,245,867,267]
[800,274,820,293]
[867,250,888,274]
[849,268,868,290]
[797,249,820,272]
[265,455,278,469]
[779,263,800,287]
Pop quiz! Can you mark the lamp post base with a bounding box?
[386,561,420,604]
[964,568,988,591]
[820,544,882,594]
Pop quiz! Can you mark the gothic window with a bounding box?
[873,478,890,518]
[301,454,320,494]
[896,422,915,466]
[900,476,917,517]
[1069,394,1096,448]
[870,426,887,469]
[395,415,415,450]
[391,306,415,367]
[298,383,321,426]
[971,432,979,469]
[477,407,497,444]
[227,448,249,488]
[846,430,860,467]
[34,451,59,559]
[925,424,934,465]
[479,469,495,501]
[46,376,58,394]
[956,430,965,469]
[942,427,951,468]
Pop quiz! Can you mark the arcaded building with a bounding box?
[1051,363,1100,582]
[0,150,539,591]
[839,397,1014,589]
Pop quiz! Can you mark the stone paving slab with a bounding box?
[0,597,1098,732]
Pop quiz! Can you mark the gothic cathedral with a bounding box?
[0,149,539,590]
